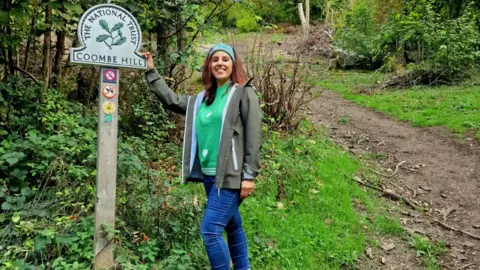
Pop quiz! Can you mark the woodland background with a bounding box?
[1,0,479,269]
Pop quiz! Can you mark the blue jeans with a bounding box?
[200,177,250,270]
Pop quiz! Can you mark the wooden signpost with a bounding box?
[70,3,146,269]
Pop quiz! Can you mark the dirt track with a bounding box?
[308,90,480,269]
[230,29,480,268]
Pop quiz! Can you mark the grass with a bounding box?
[317,69,480,139]
[238,121,403,269]
[411,236,447,270]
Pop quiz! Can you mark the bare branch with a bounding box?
[0,58,41,83]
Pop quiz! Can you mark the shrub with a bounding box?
[378,1,480,86]
[227,4,261,32]
[334,0,384,70]
[244,37,320,130]
[0,76,207,269]
[334,0,480,84]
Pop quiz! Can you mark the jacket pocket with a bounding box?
[231,137,239,172]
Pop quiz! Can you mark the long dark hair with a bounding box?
[202,49,248,105]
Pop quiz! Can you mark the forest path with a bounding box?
[307,90,480,269]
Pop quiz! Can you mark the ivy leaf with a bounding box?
[55,235,77,245]
[10,169,27,181]
[64,3,83,14]
[1,202,12,210]
[112,37,126,46]
[59,12,72,21]
[96,35,110,42]
[99,19,110,33]
[35,235,52,252]
[21,187,31,196]
[2,151,26,165]
[110,22,123,32]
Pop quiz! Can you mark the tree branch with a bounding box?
[168,0,235,77]
[0,58,41,83]
[158,13,196,39]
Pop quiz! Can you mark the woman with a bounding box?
[143,43,262,270]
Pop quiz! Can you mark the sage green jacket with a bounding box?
[146,68,262,190]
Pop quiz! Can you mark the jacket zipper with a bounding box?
[181,96,191,184]
[232,137,239,172]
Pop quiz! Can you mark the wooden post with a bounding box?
[70,3,146,266]
[93,67,119,269]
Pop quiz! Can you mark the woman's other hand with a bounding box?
[240,181,254,199]
[143,52,155,70]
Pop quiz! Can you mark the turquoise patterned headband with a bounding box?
[208,43,236,62]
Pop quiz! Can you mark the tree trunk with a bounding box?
[156,25,170,75]
[149,33,153,52]
[52,0,65,87]
[41,4,52,102]
[52,31,66,87]
[4,0,14,76]
[176,14,185,52]
[306,0,310,33]
[7,28,14,76]
[24,7,38,70]
[298,3,308,38]
[2,49,8,80]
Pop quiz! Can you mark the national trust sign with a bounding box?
[70,4,146,69]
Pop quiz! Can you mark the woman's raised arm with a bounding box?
[144,52,190,115]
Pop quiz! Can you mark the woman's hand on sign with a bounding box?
[240,180,254,199]
[143,52,155,70]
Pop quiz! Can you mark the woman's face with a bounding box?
[210,51,233,82]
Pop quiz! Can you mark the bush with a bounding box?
[0,76,208,269]
[334,0,480,84]
[334,0,384,69]
[244,38,320,130]
[226,4,261,32]
[381,2,480,83]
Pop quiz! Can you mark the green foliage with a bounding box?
[240,122,403,268]
[380,1,480,80]
[334,0,480,82]
[0,0,83,70]
[334,0,381,69]
[245,0,325,24]
[0,75,205,268]
[411,236,446,269]
[226,3,261,32]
